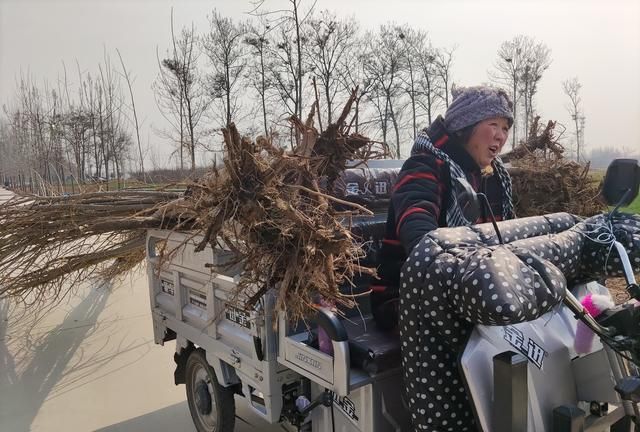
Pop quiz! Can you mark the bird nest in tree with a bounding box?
[0,91,388,321]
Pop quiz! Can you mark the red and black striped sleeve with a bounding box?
[392,153,447,253]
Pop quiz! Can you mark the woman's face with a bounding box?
[464,117,510,169]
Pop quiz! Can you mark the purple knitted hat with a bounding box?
[444,85,514,133]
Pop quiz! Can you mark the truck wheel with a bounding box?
[185,349,235,432]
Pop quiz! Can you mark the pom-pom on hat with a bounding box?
[444,85,514,133]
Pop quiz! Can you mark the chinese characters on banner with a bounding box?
[344,180,389,197]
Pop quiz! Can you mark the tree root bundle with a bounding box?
[509,157,605,217]
[504,116,605,217]
[0,92,385,321]
[157,94,384,320]
[501,116,565,163]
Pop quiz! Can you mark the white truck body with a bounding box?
[146,229,409,431]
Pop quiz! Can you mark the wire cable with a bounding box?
[569,216,618,274]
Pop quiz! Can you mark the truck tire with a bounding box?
[185,349,235,432]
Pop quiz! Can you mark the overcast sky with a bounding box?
[1,0,639,164]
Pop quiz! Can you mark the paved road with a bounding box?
[0,188,282,432]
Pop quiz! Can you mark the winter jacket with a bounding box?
[371,117,514,330]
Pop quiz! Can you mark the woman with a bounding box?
[371,85,515,431]
[373,85,515,329]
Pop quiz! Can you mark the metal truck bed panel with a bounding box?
[146,229,296,423]
[145,229,405,427]
[146,229,263,352]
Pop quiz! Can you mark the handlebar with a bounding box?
[612,240,640,301]
[563,290,617,338]
[564,239,638,339]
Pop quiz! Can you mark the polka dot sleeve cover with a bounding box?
[398,212,640,431]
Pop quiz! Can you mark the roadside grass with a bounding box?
[622,195,640,214]
[590,169,639,215]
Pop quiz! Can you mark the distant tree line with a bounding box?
[2,0,597,192]
[153,3,459,162]
[153,2,572,163]
[0,53,142,193]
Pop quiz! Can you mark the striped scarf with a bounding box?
[411,129,515,227]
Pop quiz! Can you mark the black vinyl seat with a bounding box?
[319,214,403,375]
[343,316,402,375]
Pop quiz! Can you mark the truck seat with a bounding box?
[344,316,402,375]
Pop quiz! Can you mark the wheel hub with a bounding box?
[194,380,212,415]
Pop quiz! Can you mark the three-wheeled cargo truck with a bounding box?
[146,159,640,432]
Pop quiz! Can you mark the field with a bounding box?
[588,169,639,214]
[621,195,640,214]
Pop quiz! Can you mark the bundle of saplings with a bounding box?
[0,93,388,321]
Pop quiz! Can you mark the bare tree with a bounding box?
[155,9,186,169]
[491,35,529,148]
[61,106,91,182]
[15,76,51,184]
[153,18,209,171]
[435,46,456,108]
[251,0,316,142]
[245,20,273,136]
[363,25,406,157]
[403,28,441,129]
[177,25,209,171]
[57,62,81,186]
[80,73,101,178]
[98,53,120,187]
[268,26,306,121]
[520,42,551,137]
[336,35,374,134]
[492,35,551,147]
[0,120,14,186]
[305,11,358,126]
[0,114,30,189]
[2,60,134,193]
[562,77,585,161]
[202,10,247,127]
[397,27,420,139]
[7,77,65,191]
[78,72,113,181]
[116,49,145,178]
[153,51,185,168]
[267,0,316,121]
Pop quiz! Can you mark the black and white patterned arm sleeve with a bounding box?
[401,232,567,328]
[443,246,566,325]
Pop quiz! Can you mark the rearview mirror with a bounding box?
[602,159,640,207]
[454,177,481,222]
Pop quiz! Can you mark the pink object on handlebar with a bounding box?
[574,293,614,354]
